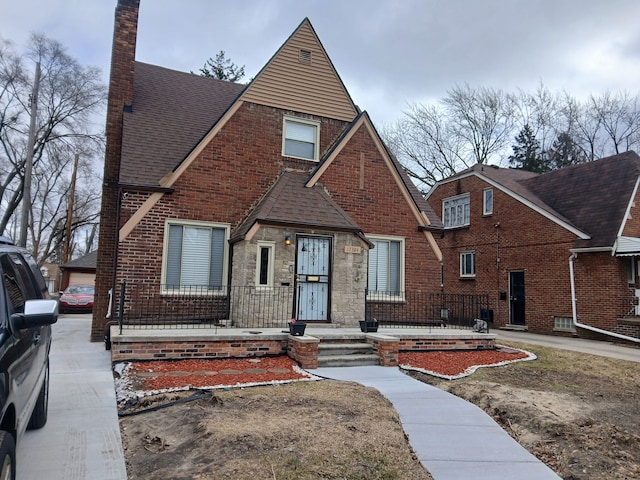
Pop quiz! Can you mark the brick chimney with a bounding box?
[92,0,140,341]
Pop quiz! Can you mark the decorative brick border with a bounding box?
[110,327,497,366]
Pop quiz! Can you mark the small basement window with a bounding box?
[554,316,575,332]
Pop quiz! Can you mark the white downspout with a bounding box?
[569,253,640,344]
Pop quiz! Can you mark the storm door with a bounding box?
[295,236,331,322]
[509,271,526,325]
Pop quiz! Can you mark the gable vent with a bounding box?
[299,49,312,64]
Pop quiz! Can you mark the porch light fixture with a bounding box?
[285,235,292,246]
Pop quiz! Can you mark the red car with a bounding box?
[58,285,94,313]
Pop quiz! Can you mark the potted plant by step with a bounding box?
[359,318,379,333]
[288,318,306,336]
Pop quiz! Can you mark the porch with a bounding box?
[109,325,497,369]
[108,284,495,368]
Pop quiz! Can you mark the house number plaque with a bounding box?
[344,245,361,254]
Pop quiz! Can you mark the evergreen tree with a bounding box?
[508,124,549,173]
[193,50,245,82]
[546,132,586,169]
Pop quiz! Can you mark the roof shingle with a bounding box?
[120,62,245,186]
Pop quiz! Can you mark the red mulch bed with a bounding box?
[128,356,311,391]
[399,347,532,378]
[124,347,533,392]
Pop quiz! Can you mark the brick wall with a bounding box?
[316,125,442,293]
[111,338,287,362]
[92,0,140,341]
[427,174,637,337]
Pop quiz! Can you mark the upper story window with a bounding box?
[443,194,470,228]
[483,188,493,216]
[162,220,229,293]
[283,116,320,161]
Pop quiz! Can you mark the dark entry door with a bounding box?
[509,271,525,325]
[295,236,331,322]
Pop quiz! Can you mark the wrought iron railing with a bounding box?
[114,282,294,331]
[366,291,491,329]
[114,282,491,332]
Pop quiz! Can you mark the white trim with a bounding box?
[427,170,590,240]
[255,241,276,289]
[442,193,470,229]
[459,251,476,278]
[616,175,640,240]
[282,115,320,161]
[160,219,230,295]
[483,187,493,216]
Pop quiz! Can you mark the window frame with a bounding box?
[282,116,320,162]
[483,188,493,216]
[255,241,276,289]
[460,251,476,278]
[442,193,471,228]
[366,234,405,301]
[161,219,230,295]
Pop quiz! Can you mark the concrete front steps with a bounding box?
[317,341,380,367]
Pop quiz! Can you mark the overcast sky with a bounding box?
[3,0,640,126]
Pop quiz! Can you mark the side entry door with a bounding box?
[295,236,331,322]
[509,271,526,325]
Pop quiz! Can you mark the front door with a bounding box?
[509,271,525,325]
[295,235,331,322]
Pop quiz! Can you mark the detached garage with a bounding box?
[61,251,97,290]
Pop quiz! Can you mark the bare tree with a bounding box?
[383,84,517,191]
[589,91,640,155]
[385,83,640,190]
[0,34,106,263]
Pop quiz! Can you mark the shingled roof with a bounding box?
[231,170,366,243]
[434,151,640,249]
[522,151,640,248]
[120,62,245,187]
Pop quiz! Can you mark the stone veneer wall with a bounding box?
[231,226,368,328]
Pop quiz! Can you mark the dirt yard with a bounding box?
[407,341,640,480]
[119,342,640,479]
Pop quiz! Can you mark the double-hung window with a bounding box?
[460,251,476,278]
[483,188,493,215]
[443,194,470,228]
[283,116,319,161]
[163,220,229,292]
[367,236,404,298]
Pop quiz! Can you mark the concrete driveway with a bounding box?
[16,314,127,480]
[495,329,640,363]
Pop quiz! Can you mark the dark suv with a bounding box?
[0,236,57,480]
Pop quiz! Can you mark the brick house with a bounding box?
[91,0,444,340]
[425,151,640,341]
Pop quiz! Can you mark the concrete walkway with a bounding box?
[310,366,561,480]
[496,330,640,363]
[17,315,127,480]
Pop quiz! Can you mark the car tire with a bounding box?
[26,361,49,430]
[0,431,16,480]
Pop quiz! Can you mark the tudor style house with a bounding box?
[91,0,443,340]
[426,151,640,342]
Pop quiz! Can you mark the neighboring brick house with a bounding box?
[426,151,640,341]
[91,0,444,340]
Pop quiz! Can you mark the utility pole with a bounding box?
[63,153,79,263]
[18,61,41,248]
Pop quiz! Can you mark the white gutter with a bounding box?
[569,253,640,344]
